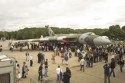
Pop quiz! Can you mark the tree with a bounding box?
[122,26,125,31]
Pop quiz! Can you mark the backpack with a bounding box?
[104,64,110,74]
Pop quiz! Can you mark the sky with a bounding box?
[0,0,125,31]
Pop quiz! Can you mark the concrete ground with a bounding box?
[0,40,125,83]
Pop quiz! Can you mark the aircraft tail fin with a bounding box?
[45,25,55,36]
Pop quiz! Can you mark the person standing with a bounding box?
[85,55,90,67]
[64,53,69,65]
[80,58,85,72]
[78,52,82,62]
[119,48,123,60]
[15,61,18,68]
[37,52,41,63]
[118,58,124,72]
[44,59,48,77]
[93,49,97,63]
[110,59,116,77]
[26,54,30,61]
[103,62,110,83]
[40,52,45,64]
[56,65,62,83]
[62,67,71,83]
[61,53,64,64]
[38,64,43,81]
[104,51,108,63]
[0,45,2,52]
[29,55,33,67]
[22,62,27,78]
[68,48,72,58]
[90,54,94,67]
[16,64,21,80]
[25,51,29,61]
[10,45,14,52]
[24,65,29,78]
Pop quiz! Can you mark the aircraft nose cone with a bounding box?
[93,36,111,45]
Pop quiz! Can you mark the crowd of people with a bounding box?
[13,43,125,83]
[52,44,125,83]
[9,41,82,52]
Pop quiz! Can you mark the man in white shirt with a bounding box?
[29,55,33,67]
[56,65,62,83]
[80,58,85,72]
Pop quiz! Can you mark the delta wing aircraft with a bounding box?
[10,25,111,48]
[34,25,111,46]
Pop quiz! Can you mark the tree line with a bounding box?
[0,25,125,40]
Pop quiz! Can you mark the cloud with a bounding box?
[0,0,125,31]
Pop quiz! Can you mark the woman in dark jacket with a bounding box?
[62,67,71,83]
